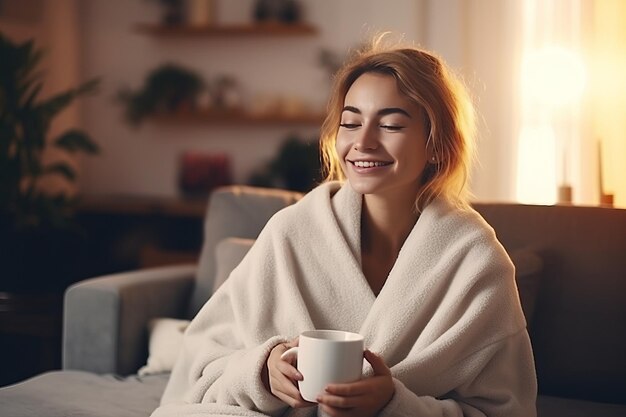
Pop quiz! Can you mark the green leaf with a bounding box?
[36,78,100,121]
[76,78,100,95]
[19,40,43,74]
[21,81,43,109]
[43,162,76,181]
[54,130,100,154]
[0,33,101,229]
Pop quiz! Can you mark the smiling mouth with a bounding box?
[349,160,393,168]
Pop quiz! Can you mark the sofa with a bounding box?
[1,185,625,417]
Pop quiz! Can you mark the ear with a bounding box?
[426,146,438,165]
[424,129,437,165]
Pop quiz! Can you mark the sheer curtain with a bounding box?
[516,0,586,205]
[516,0,625,207]
[588,0,626,207]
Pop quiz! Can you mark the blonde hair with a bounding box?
[320,36,476,210]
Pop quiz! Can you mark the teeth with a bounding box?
[353,161,388,168]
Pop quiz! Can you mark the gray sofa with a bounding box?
[1,185,625,417]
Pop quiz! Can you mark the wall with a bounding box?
[76,0,524,202]
[3,0,522,203]
[77,0,428,197]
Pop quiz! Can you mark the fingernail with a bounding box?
[295,371,303,380]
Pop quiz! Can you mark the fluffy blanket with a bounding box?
[153,182,536,417]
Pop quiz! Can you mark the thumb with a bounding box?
[285,336,299,348]
[364,349,391,376]
[279,337,300,363]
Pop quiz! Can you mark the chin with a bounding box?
[346,177,385,195]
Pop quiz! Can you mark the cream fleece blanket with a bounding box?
[153,182,537,417]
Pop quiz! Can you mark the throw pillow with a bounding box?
[138,318,190,376]
[509,249,544,325]
[138,238,255,376]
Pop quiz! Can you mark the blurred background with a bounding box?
[3,0,625,205]
[1,0,625,385]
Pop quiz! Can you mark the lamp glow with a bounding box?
[522,46,587,108]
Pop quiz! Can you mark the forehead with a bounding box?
[344,72,414,109]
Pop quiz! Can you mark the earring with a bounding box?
[431,155,437,163]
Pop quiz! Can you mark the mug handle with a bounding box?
[280,346,298,361]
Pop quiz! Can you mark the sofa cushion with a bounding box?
[213,237,255,293]
[134,238,255,378]
[537,394,626,417]
[473,203,626,404]
[509,249,544,325]
[191,186,302,317]
[0,370,168,417]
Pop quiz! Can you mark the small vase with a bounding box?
[162,0,185,26]
[557,184,572,205]
[253,0,273,22]
[187,0,214,27]
[278,0,301,23]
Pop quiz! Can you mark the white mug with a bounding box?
[281,330,364,402]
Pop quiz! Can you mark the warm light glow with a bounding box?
[516,125,557,205]
[517,45,587,204]
[522,46,586,108]
[590,0,626,207]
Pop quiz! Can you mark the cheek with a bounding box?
[335,133,350,159]
[396,142,428,175]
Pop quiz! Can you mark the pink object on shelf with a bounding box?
[178,151,232,197]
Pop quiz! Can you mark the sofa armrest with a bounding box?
[63,264,196,376]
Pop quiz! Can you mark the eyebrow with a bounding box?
[342,106,412,119]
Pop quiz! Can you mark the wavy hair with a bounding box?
[320,35,476,210]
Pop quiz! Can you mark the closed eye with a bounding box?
[339,123,361,129]
[381,125,405,132]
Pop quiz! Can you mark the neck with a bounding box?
[361,192,419,255]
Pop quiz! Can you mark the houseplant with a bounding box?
[148,0,185,26]
[0,33,100,292]
[248,134,322,192]
[117,63,205,126]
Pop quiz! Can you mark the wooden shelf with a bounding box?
[150,109,325,126]
[135,22,318,37]
[78,194,208,219]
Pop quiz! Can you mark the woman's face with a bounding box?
[336,72,431,200]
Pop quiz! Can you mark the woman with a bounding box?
[154,37,537,417]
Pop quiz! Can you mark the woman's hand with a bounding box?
[263,337,315,408]
[316,350,395,417]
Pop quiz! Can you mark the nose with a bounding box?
[353,125,379,151]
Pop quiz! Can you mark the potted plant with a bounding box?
[117,63,205,126]
[148,0,186,26]
[248,134,322,192]
[0,33,100,293]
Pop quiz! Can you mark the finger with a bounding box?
[277,352,300,373]
[325,373,393,397]
[324,380,370,397]
[317,392,367,409]
[364,350,391,376]
[272,387,311,409]
[318,403,353,417]
[269,371,300,395]
[276,358,303,381]
[269,374,307,406]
